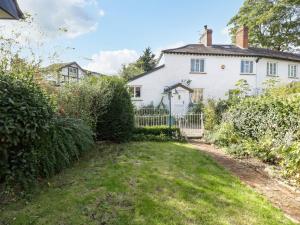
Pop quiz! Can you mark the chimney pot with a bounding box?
[200,25,212,46]
[236,26,249,49]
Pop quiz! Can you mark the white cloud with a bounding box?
[0,0,103,42]
[86,49,139,75]
[98,9,105,17]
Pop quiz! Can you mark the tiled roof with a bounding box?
[162,44,300,62]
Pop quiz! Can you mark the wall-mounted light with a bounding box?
[221,65,225,70]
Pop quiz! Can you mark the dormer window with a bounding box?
[191,59,205,73]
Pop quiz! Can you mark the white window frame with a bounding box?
[288,64,298,78]
[129,86,141,98]
[240,60,254,74]
[191,58,205,73]
[267,62,278,76]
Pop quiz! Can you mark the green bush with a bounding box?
[280,142,300,180]
[203,99,229,130]
[229,96,300,142]
[206,122,241,147]
[0,73,95,191]
[206,83,300,183]
[37,117,94,178]
[57,79,97,129]
[58,77,134,142]
[132,126,184,142]
[0,73,53,187]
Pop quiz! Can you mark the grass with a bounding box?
[0,142,295,225]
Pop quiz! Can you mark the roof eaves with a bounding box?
[162,51,300,62]
[127,64,165,82]
[164,83,194,93]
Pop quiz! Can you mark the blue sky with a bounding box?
[4,0,245,74]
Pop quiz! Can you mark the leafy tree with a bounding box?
[120,63,144,81]
[137,47,157,72]
[120,47,157,80]
[228,0,300,52]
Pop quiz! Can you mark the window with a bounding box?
[192,88,204,103]
[288,64,297,78]
[267,62,277,76]
[240,60,254,74]
[191,59,205,73]
[69,67,78,78]
[129,86,141,98]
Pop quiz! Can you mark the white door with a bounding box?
[171,88,190,115]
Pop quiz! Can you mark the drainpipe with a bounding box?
[255,57,262,95]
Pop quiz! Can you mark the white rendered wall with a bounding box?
[128,53,300,108]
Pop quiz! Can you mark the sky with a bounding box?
[1,0,245,75]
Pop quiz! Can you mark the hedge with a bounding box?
[0,73,94,191]
[132,126,184,142]
[58,76,134,142]
[205,84,300,183]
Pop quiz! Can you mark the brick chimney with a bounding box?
[200,25,212,47]
[236,26,249,49]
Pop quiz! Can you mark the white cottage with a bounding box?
[128,26,300,115]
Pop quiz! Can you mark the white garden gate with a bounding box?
[134,109,204,138]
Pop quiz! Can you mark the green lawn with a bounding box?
[0,142,295,225]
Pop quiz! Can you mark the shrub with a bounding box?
[206,83,300,183]
[37,117,94,178]
[58,76,134,142]
[203,99,229,130]
[132,126,184,142]
[280,142,300,181]
[188,102,204,114]
[0,73,53,188]
[0,73,94,191]
[208,122,241,147]
[57,80,97,129]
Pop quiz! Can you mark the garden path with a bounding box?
[190,140,300,223]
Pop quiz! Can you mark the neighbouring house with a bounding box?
[128,26,300,115]
[43,62,102,86]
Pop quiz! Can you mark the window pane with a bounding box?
[135,87,141,97]
[200,60,204,72]
[241,61,244,73]
[195,59,200,72]
[250,61,253,73]
[191,59,195,72]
